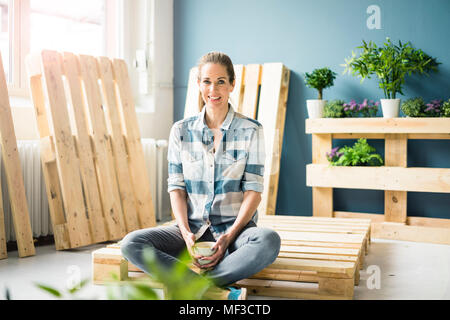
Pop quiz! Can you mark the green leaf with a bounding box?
[35,283,62,298]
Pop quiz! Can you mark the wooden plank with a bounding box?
[97,56,140,232]
[236,279,351,300]
[306,118,450,134]
[40,50,92,248]
[183,67,202,118]
[62,52,109,243]
[230,64,244,111]
[277,230,364,244]
[384,134,407,223]
[280,245,359,257]
[0,179,6,259]
[0,53,35,257]
[259,215,371,226]
[240,64,261,118]
[78,54,126,240]
[312,133,333,217]
[372,222,450,245]
[27,53,70,250]
[257,63,290,215]
[112,58,156,228]
[39,137,70,249]
[307,164,450,193]
[333,133,450,140]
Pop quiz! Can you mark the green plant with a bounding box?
[324,99,345,118]
[304,67,337,99]
[327,138,384,166]
[35,278,90,299]
[401,97,446,117]
[342,38,440,99]
[35,248,213,300]
[401,97,425,117]
[442,99,450,117]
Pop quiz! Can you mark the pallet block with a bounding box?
[26,50,156,250]
[0,52,35,258]
[92,215,371,300]
[184,63,290,216]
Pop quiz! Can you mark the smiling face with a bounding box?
[198,63,235,111]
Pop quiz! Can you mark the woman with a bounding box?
[121,52,281,300]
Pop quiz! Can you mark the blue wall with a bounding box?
[173,0,450,218]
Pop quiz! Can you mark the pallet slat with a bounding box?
[0,53,35,257]
[112,59,156,229]
[306,118,450,134]
[257,63,290,215]
[307,164,450,193]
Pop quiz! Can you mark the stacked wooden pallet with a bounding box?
[306,118,450,244]
[26,51,156,250]
[92,215,371,300]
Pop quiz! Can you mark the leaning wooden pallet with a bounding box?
[92,215,371,299]
[183,63,290,215]
[0,52,35,258]
[26,50,156,250]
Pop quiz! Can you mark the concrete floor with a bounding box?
[1,237,450,300]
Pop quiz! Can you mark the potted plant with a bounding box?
[442,99,450,117]
[326,138,384,167]
[323,99,379,118]
[401,97,444,117]
[342,38,440,118]
[304,67,337,119]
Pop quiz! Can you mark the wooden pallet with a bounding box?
[0,52,35,259]
[306,118,450,244]
[26,50,156,250]
[92,215,371,300]
[184,63,290,216]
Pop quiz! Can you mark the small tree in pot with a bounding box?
[304,67,337,118]
[342,38,440,118]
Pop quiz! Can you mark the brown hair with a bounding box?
[197,51,235,83]
[197,51,235,111]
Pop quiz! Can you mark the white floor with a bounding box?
[1,237,450,300]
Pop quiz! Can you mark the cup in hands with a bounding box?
[192,241,217,265]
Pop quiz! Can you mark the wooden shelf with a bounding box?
[307,164,450,193]
[306,118,450,244]
[306,118,450,134]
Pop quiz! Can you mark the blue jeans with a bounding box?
[120,221,281,287]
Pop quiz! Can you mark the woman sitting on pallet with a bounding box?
[121,51,281,300]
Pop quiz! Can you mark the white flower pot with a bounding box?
[380,99,400,118]
[306,99,327,119]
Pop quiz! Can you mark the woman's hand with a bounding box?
[180,229,203,262]
[195,233,232,269]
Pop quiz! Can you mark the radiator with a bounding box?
[1,139,169,242]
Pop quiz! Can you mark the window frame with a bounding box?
[5,0,120,97]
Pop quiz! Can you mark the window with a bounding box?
[1,0,120,96]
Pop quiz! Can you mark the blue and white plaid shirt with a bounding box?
[167,105,265,240]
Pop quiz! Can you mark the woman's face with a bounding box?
[198,63,235,111]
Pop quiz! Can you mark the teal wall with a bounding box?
[173,0,450,218]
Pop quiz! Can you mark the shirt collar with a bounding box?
[195,104,235,131]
